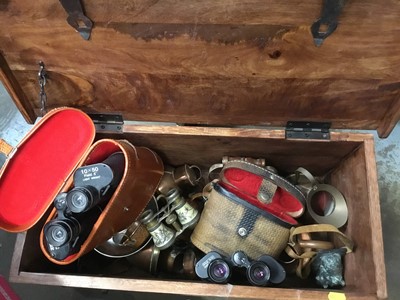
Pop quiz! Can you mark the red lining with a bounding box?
[0,109,95,231]
[221,168,304,225]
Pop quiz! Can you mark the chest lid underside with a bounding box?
[0,0,399,138]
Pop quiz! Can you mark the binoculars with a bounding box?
[195,250,286,286]
[43,152,125,260]
[140,188,199,250]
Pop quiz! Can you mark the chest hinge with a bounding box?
[88,113,124,133]
[285,121,331,140]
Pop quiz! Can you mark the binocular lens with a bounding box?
[247,262,271,286]
[44,220,75,247]
[67,187,95,213]
[208,259,230,283]
[50,225,68,244]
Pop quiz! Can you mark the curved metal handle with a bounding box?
[311,0,346,47]
[59,0,93,40]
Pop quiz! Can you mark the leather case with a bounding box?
[0,108,164,264]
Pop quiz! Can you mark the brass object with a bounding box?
[306,184,348,228]
[140,189,200,250]
[140,210,176,250]
[165,213,182,232]
[166,188,199,228]
[157,165,202,195]
[286,167,348,227]
[158,246,198,279]
[165,248,185,273]
[182,248,197,279]
[173,164,202,187]
[126,243,161,274]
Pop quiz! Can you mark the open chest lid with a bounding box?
[0,0,400,138]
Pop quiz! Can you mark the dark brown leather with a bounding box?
[40,138,164,265]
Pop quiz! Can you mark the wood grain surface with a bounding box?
[330,139,387,299]
[0,0,399,136]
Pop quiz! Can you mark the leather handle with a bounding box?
[288,224,354,255]
[0,139,13,156]
[285,224,353,279]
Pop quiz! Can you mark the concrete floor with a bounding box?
[0,83,399,299]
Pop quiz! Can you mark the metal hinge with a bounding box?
[285,121,331,140]
[88,113,124,133]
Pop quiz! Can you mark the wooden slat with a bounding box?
[97,127,361,176]
[329,137,387,299]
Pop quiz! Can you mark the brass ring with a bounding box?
[306,184,348,228]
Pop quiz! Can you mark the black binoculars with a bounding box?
[195,251,286,286]
[43,152,125,260]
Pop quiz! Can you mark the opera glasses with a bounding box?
[195,251,286,286]
[140,188,200,250]
[43,152,125,260]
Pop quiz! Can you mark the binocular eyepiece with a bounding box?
[66,151,125,213]
[195,251,286,286]
[44,152,125,261]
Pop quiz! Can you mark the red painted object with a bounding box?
[0,275,20,300]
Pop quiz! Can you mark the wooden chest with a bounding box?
[1,0,399,299]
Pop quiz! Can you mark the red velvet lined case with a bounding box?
[0,108,95,232]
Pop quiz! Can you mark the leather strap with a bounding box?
[287,224,354,257]
[285,224,354,278]
[0,139,13,156]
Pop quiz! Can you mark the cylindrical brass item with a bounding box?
[157,172,176,195]
[165,213,182,232]
[126,243,160,274]
[182,248,197,279]
[173,164,202,187]
[166,189,199,228]
[140,209,176,250]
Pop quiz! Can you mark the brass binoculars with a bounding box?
[140,188,200,250]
